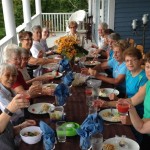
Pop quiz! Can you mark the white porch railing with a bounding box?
[0,12,88,64]
[42,13,88,33]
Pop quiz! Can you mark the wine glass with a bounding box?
[86,79,102,100]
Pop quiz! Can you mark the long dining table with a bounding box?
[19,62,137,150]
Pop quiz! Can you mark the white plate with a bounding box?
[84,61,100,66]
[42,83,58,89]
[86,54,101,58]
[47,54,62,59]
[99,72,108,76]
[103,137,140,150]
[43,72,63,78]
[99,88,119,97]
[42,63,59,69]
[28,103,55,114]
[99,109,120,122]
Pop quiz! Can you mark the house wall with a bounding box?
[115,0,150,53]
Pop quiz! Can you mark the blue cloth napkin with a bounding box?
[76,113,104,150]
[54,83,69,106]
[39,121,55,150]
[62,71,74,86]
[59,58,71,73]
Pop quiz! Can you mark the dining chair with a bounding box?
[127,38,135,47]
[136,44,145,58]
[66,10,86,33]
[136,44,145,68]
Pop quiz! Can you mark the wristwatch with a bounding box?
[4,108,13,116]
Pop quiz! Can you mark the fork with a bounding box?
[110,106,114,116]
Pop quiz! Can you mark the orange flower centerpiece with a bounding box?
[55,35,88,61]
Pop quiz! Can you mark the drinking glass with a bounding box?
[116,99,130,115]
[90,133,103,150]
[32,81,42,95]
[20,91,31,108]
[56,121,66,142]
[49,106,64,122]
[85,86,93,107]
[88,105,97,114]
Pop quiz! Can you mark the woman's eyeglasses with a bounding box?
[22,38,32,41]
[70,26,76,29]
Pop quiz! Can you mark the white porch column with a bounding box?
[35,0,42,14]
[88,0,92,16]
[35,0,42,26]
[22,0,32,31]
[95,0,100,44]
[2,0,17,44]
[107,0,115,30]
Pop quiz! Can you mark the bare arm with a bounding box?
[95,74,125,85]
[93,61,109,72]
[28,57,59,66]
[129,106,150,134]
[0,94,30,133]
[26,75,54,85]
[131,84,146,106]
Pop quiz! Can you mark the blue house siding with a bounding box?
[115,0,150,53]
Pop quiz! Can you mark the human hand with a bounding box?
[109,93,118,101]
[8,94,30,113]
[120,115,131,125]
[21,120,36,129]
[88,68,97,76]
[92,99,107,108]
[28,83,42,97]
[38,50,44,58]
[81,68,89,75]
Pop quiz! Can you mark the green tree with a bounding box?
[0,0,88,39]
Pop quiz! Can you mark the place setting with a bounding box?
[99,108,121,123]
[103,135,140,150]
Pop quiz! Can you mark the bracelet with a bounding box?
[4,108,13,116]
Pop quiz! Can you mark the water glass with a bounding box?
[49,106,64,122]
[90,133,103,150]
[85,87,93,107]
[56,121,66,142]
[88,105,97,114]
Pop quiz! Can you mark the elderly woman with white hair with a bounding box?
[0,63,25,125]
[0,64,36,149]
[19,48,54,85]
[30,25,59,77]
[3,44,54,97]
[91,22,108,50]
[40,27,54,55]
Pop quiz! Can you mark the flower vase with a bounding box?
[69,56,75,69]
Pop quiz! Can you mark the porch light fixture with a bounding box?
[131,14,149,51]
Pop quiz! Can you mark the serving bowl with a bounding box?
[20,126,42,144]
